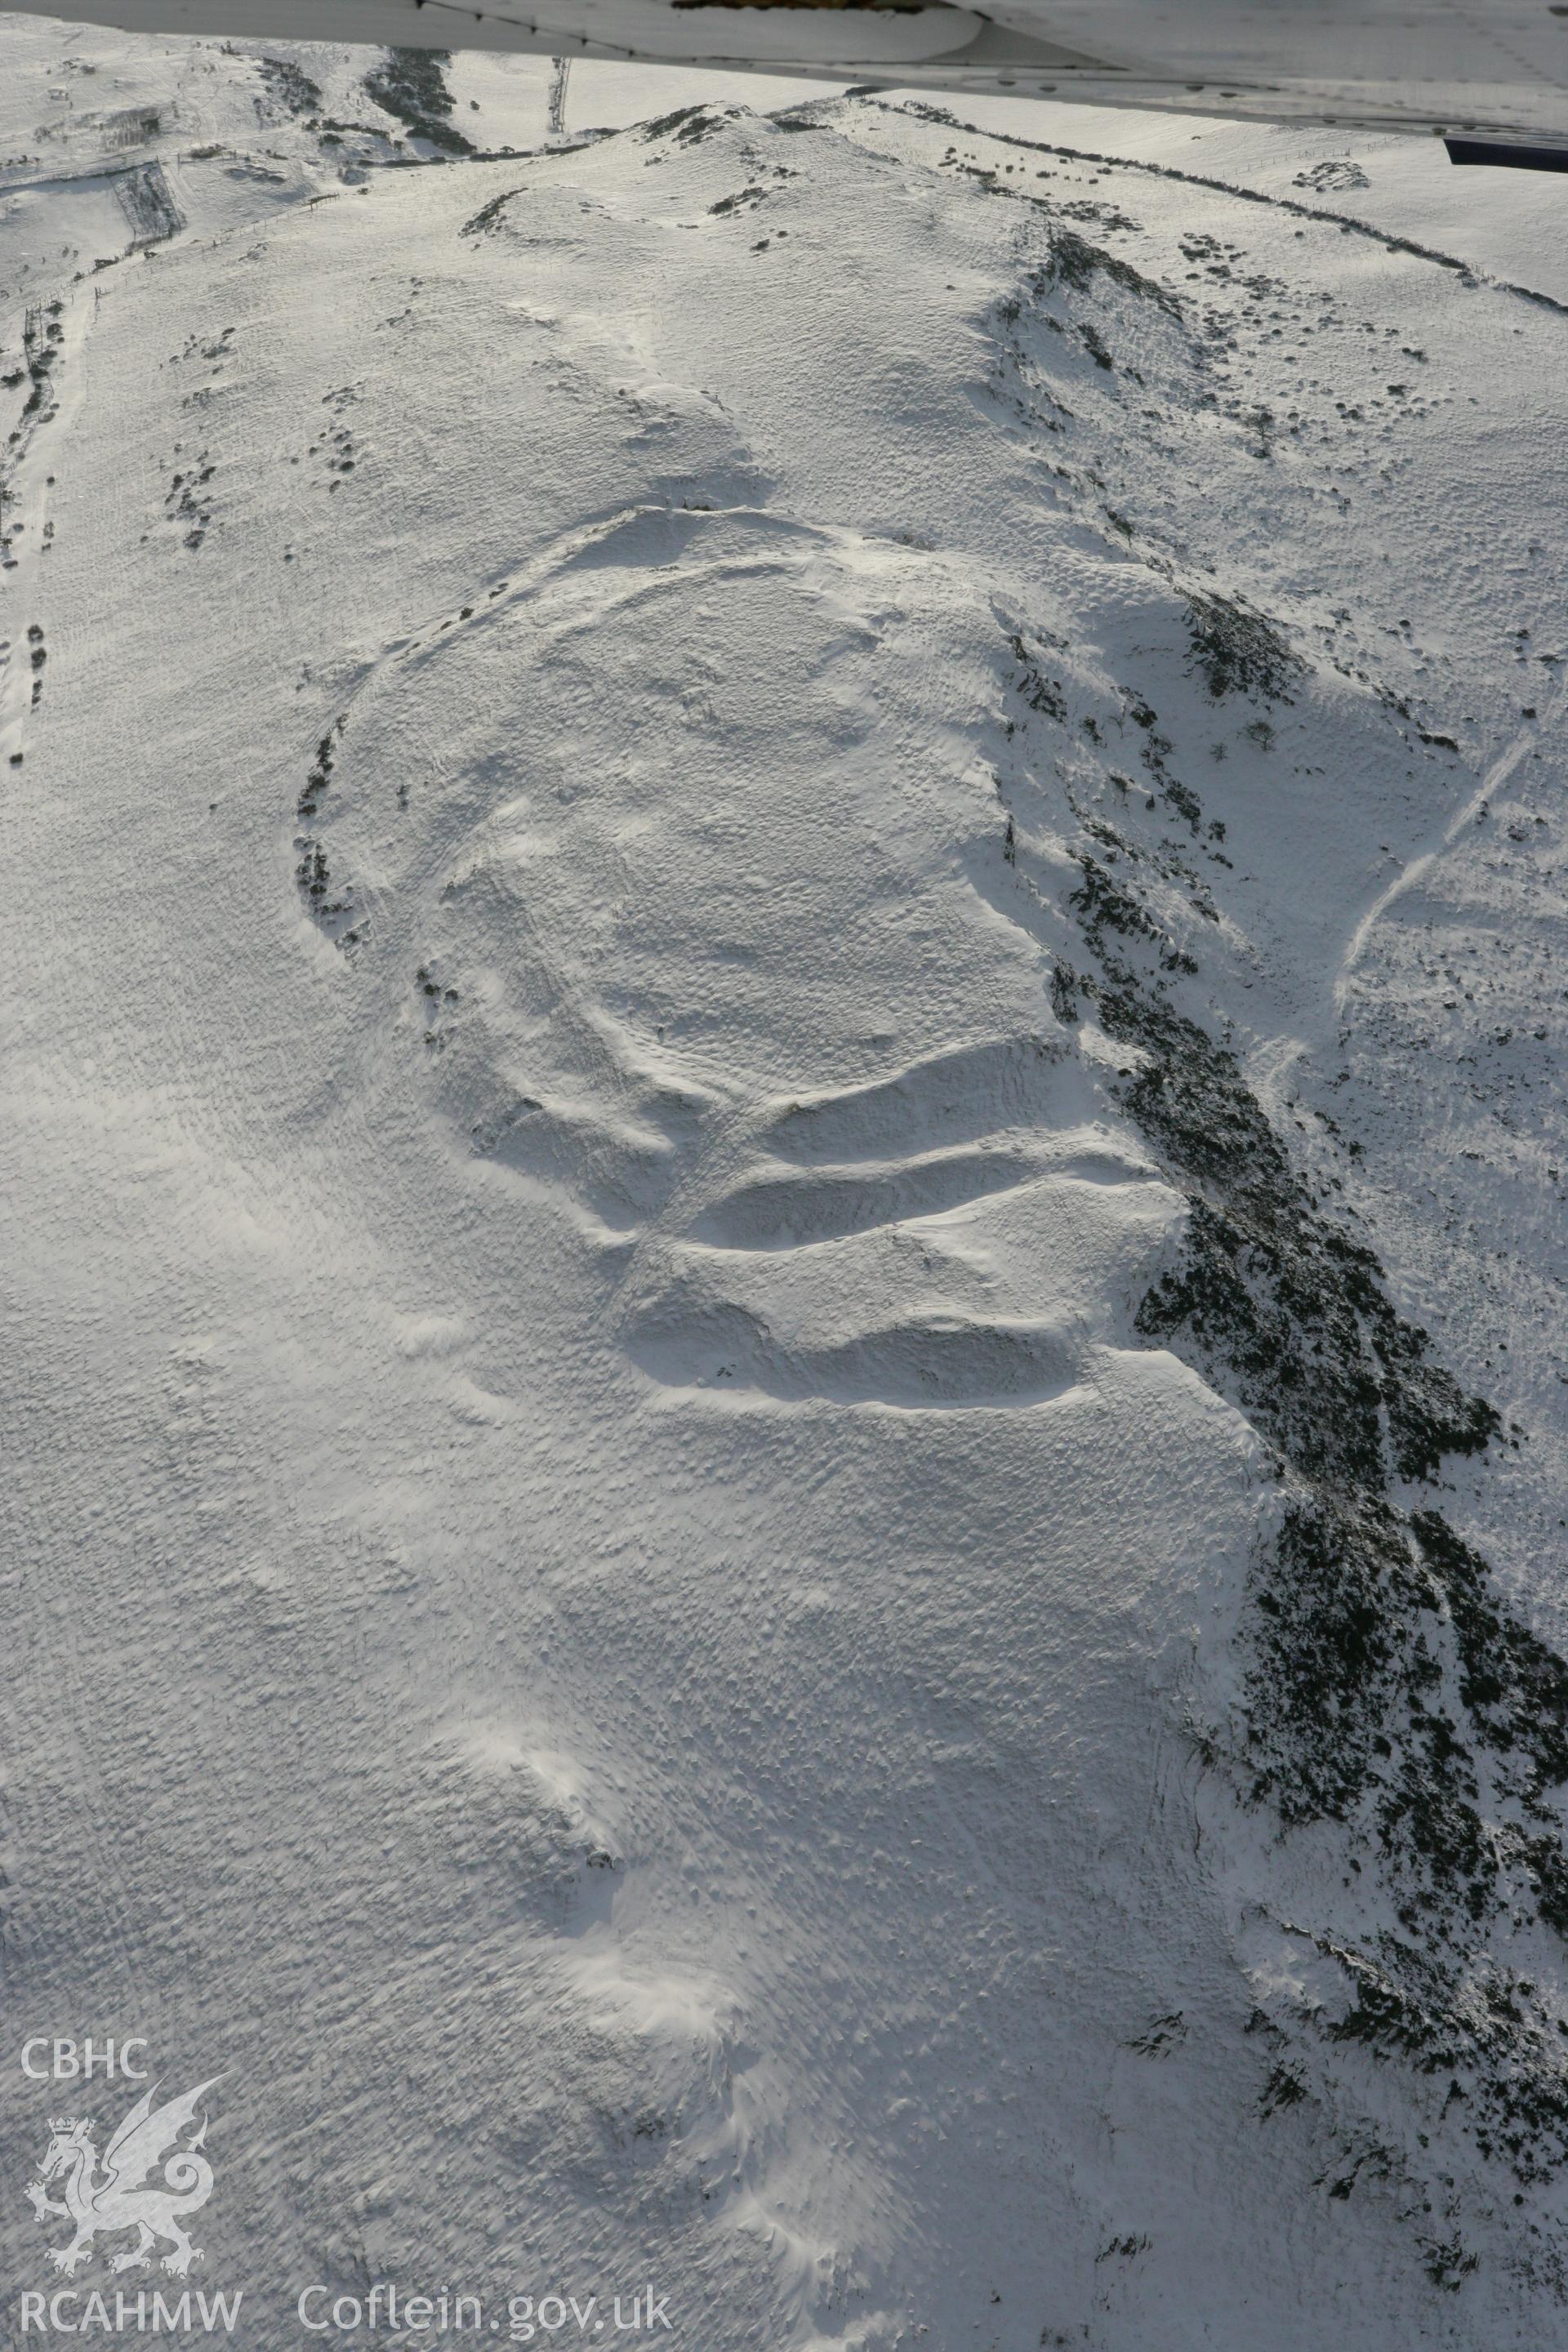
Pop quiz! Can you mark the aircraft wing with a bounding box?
[2,0,1566,145]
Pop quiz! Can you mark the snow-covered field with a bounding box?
[3,15,1568,2346]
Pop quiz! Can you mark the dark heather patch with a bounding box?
[1411,1513,1568,1797]
[1040,640,1568,2209]
[1112,1000,1498,1490]
[1043,226,1181,319]
[293,716,363,950]
[1304,1934,1568,2188]
[364,48,474,155]
[256,55,323,117]
[641,105,730,146]
[1184,590,1307,704]
[1005,632,1066,723]
[297,717,344,822]
[462,189,521,238]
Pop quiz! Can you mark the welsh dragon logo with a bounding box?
[25,2078,220,2277]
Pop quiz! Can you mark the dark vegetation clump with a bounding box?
[294,837,361,949]
[297,719,343,822]
[639,105,727,146]
[461,189,517,238]
[1033,633,1568,2194]
[1412,1513,1568,1799]
[256,55,322,117]
[1114,998,1499,1490]
[709,185,766,217]
[1185,590,1307,704]
[1079,963,1525,1906]
[1307,1932,1568,2190]
[18,302,63,419]
[1005,631,1066,722]
[364,49,474,155]
[293,717,362,947]
[163,448,216,549]
[1044,225,1180,319]
[295,840,340,914]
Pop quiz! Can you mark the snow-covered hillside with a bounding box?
[3,16,1568,2347]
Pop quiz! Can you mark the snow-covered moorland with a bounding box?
[3,16,1568,2346]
